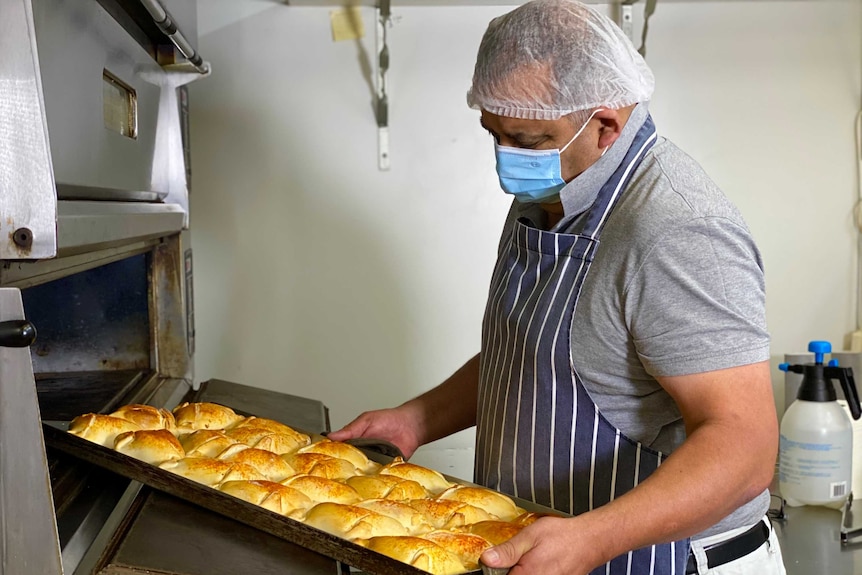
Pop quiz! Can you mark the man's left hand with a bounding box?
[480,516,605,575]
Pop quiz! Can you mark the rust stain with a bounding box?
[99,357,148,370]
[7,229,32,257]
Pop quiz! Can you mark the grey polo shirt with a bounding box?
[502,103,771,539]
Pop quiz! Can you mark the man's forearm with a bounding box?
[569,360,779,569]
[579,417,775,566]
[400,353,481,446]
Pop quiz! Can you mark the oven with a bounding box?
[0,1,345,573]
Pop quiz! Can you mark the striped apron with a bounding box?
[476,116,689,575]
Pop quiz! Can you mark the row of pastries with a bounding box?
[68,401,550,575]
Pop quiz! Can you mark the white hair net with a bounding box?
[467,0,654,120]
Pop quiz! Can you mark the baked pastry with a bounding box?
[406,499,493,529]
[345,474,430,501]
[217,444,296,481]
[359,536,467,575]
[437,485,523,521]
[173,402,245,433]
[225,426,307,455]
[455,520,524,546]
[230,416,310,445]
[421,530,493,571]
[281,474,362,505]
[159,457,261,487]
[69,414,142,448]
[282,452,359,480]
[114,429,185,465]
[378,458,453,494]
[513,510,559,526]
[296,439,378,473]
[356,498,433,535]
[109,404,178,434]
[219,480,313,518]
[179,429,242,458]
[303,502,409,540]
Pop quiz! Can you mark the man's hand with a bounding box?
[327,406,423,459]
[328,354,482,460]
[480,516,607,575]
[482,361,778,574]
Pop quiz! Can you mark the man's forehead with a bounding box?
[480,110,565,134]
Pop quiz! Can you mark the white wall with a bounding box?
[190,1,862,480]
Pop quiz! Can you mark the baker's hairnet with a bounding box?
[467,0,655,120]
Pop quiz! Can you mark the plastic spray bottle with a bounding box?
[778,340,862,509]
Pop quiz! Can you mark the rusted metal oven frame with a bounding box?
[0,0,203,573]
[0,2,352,573]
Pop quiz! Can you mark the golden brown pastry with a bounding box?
[378,457,453,494]
[68,414,142,448]
[303,502,410,540]
[436,485,524,521]
[219,480,313,518]
[345,474,430,501]
[179,429,242,458]
[114,429,185,465]
[159,457,261,487]
[296,439,378,473]
[230,416,310,445]
[356,498,433,535]
[455,520,524,546]
[217,444,296,481]
[512,510,560,526]
[225,426,307,455]
[359,536,467,575]
[109,404,178,434]
[421,530,493,571]
[281,474,362,505]
[282,452,359,480]
[406,499,493,529]
[172,402,245,433]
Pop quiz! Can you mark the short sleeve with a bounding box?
[624,215,770,378]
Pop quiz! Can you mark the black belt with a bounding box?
[685,520,770,574]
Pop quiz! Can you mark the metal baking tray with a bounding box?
[43,422,556,575]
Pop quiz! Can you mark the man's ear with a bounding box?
[594,107,628,149]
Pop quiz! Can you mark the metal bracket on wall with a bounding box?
[376,0,391,171]
[616,0,658,58]
[620,1,635,45]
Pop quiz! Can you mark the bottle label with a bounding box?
[779,434,850,502]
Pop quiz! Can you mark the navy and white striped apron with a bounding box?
[476,116,689,575]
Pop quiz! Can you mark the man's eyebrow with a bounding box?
[480,119,544,141]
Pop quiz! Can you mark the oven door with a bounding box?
[0,288,63,575]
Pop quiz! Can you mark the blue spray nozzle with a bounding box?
[779,363,790,372]
[808,340,832,365]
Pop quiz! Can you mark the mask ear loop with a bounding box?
[559,108,605,154]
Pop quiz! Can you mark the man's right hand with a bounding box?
[326,406,423,460]
[328,354,482,460]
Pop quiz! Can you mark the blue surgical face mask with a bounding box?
[494,109,603,203]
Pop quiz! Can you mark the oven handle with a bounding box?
[139,0,210,75]
[0,319,36,348]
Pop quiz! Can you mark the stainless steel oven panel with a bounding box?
[0,0,58,261]
[0,288,63,575]
[57,200,184,256]
[32,0,164,196]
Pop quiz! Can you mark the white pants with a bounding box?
[688,517,786,575]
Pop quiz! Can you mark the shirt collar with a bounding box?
[558,101,651,219]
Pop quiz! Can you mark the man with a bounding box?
[330,1,786,573]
